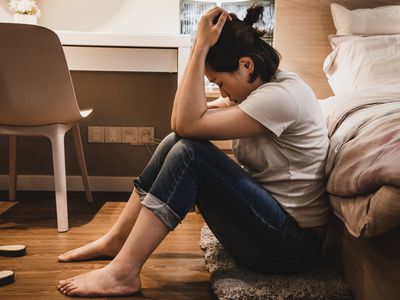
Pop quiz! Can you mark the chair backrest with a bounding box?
[0,23,83,126]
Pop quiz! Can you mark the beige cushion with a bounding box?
[330,186,400,238]
[330,3,400,35]
[323,34,400,95]
[327,34,362,49]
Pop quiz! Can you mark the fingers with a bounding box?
[196,6,232,48]
[206,6,223,17]
[214,11,228,32]
[206,6,231,21]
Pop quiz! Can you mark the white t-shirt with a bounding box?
[233,70,331,228]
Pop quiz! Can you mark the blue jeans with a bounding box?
[134,133,322,275]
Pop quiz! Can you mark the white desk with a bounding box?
[56,31,191,84]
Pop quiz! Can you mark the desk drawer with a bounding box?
[63,46,178,73]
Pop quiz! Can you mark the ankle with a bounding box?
[105,229,129,244]
[99,231,123,248]
[107,260,141,279]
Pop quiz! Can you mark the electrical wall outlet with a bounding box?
[89,126,155,144]
[105,126,122,143]
[88,126,105,143]
[138,127,154,144]
[121,127,138,144]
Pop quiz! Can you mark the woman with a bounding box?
[57,5,331,297]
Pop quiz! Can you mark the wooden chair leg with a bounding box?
[49,128,69,232]
[8,136,17,201]
[72,124,92,203]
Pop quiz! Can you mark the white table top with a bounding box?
[55,31,191,48]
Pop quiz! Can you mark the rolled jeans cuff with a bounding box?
[133,185,147,202]
[141,193,182,231]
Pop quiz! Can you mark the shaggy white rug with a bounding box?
[200,224,353,300]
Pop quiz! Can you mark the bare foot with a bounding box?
[58,264,141,297]
[58,234,125,262]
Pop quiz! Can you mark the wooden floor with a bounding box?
[0,191,216,300]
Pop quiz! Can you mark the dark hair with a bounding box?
[205,4,280,83]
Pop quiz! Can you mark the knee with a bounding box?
[156,132,181,151]
[168,138,214,160]
[162,132,180,145]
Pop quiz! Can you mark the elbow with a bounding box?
[173,122,192,137]
[174,116,205,138]
[171,119,184,136]
[173,123,185,137]
[172,126,184,137]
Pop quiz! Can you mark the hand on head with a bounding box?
[196,7,232,49]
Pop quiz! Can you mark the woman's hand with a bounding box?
[195,7,231,49]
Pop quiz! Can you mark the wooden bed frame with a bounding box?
[274,1,400,299]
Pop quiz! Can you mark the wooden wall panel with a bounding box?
[273,0,399,99]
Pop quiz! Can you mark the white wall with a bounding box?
[0,0,180,34]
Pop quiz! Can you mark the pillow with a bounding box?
[331,3,400,35]
[323,34,400,95]
[328,34,363,49]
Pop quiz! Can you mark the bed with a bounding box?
[274,1,400,299]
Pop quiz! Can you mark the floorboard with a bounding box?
[0,191,216,299]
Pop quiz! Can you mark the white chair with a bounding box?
[0,23,93,232]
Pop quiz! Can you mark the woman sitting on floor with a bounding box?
[57,5,331,297]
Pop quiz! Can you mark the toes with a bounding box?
[58,255,67,262]
[60,250,72,256]
[66,287,79,296]
[58,252,72,262]
[63,283,78,295]
[58,279,68,286]
[58,277,75,288]
[58,280,78,296]
[60,281,74,291]
[58,282,68,291]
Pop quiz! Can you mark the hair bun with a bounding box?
[243,4,264,26]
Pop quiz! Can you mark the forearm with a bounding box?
[171,45,196,130]
[171,7,229,135]
[172,44,209,134]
